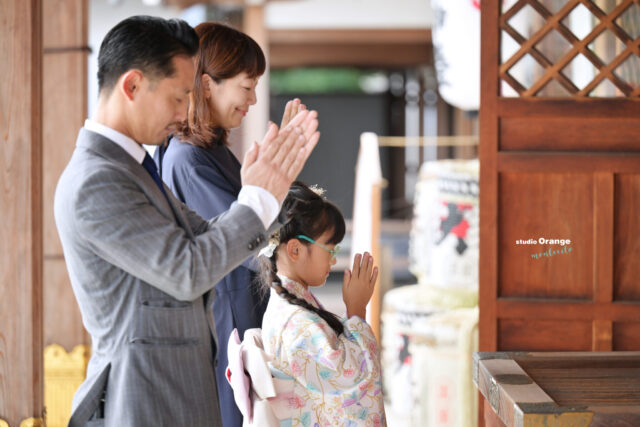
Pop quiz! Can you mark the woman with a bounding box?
[156,22,305,426]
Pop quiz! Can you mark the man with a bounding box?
[54,16,319,427]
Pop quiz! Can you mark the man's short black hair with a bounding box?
[97,15,199,94]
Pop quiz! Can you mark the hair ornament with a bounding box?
[309,184,326,198]
[259,231,280,258]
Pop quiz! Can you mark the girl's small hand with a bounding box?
[280,98,307,130]
[342,252,378,319]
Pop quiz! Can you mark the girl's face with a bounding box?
[206,71,259,129]
[295,228,338,289]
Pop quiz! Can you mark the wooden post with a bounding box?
[41,1,90,426]
[0,0,44,425]
[479,0,500,355]
[242,1,269,157]
[593,173,613,352]
[351,133,384,341]
[478,2,500,425]
[370,183,382,340]
[42,0,89,353]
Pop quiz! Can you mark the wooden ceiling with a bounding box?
[268,28,432,68]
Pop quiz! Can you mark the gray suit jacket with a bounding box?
[54,128,273,427]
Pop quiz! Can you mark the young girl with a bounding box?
[257,181,386,426]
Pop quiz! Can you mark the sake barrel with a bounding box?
[409,307,479,427]
[410,160,479,293]
[380,285,444,424]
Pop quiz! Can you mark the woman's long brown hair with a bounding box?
[175,22,266,148]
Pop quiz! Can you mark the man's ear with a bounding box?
[120,70,143,101]
[285,239,301,261]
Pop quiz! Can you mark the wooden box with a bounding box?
[473,351,640,426]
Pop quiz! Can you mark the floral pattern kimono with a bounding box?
[261,275,386,427]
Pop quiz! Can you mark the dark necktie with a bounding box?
[142,152,169,200]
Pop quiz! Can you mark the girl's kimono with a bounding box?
[261,275,386,426]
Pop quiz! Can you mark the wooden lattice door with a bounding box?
[480,0,640,358]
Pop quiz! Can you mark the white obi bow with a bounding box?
[226,328,294,426]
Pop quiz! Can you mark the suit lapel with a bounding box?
[77,128,177,222]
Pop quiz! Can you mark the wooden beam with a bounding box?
[269,28,431,45]
[165,0,245,8]
[268,28,432,68]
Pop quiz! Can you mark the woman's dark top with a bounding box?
[156,136,268,427]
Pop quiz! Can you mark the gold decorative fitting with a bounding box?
[0,419,9,427]
[44,344,91,427]
[19,418,44,427]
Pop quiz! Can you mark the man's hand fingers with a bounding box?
[242,141,259,168]
[280,99,301,129]
[273,109,316,169]
[286,131,319,180]
[307,130,320,151]
[244,108,317,203]
[301,111,318,140]
[277,110,318,174]
[259,122,279,149]
[280,133,306,172]
[280,100,291,129]
[262,124,293,161]
[294,102,306,119]
[273,125,303,166]
[272,125,303,166]
[304,119,318,142]
[282,109,309,131]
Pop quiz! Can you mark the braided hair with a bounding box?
[259,181,346,335]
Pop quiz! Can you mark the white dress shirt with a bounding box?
[84,119,280,229]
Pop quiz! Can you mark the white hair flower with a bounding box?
[310,184,326,197]
[259,232,280,258]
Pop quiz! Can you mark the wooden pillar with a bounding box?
[0,0,44,425]
[42,0,89,353]
[41,1,90,426]
[242,1,269,156]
